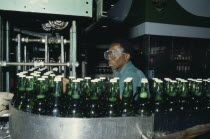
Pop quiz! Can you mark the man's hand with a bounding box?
[0,92,14,116]
[63,78,69,93]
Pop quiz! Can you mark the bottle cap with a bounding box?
[38,78,45,81]
[91,80,97,83]
[26,76,33,79]
[69,76,76,79]
[110,79,117,83]
[114,77,120,80]
[16,73,23,76]
[99,77,106,80]
[42,76,48,78]
[56,75,64,78]
[50,74,56,77]
[34,74,40,77]
[19,75,26,78]
[73,80,80,83]
[85,77,91,80]
[54,77,62,82]
[156,80,163,83]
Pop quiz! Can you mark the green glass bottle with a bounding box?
[187,78,194,97]
[166,80,178,113]
[46,77,64,117]
[120,78,134,117]
[32,78,47,115]
[14,75,26,108]
[152,80,164,113]
[11,73,22,105]
[98,77,107,117]
[192,80,203,112]
[136,79,152,116]
[84,77,91,100]
[86,80,100,118]
[178,80,189,112]
[66,80,84,118]
[48,74,56,97]
[33,74,41,97]
[105,79,120,117]
[150,78,158,95]
[63,76,75,111]
[204,80,210,111]
[21,76,35,113]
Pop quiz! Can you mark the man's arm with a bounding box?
[0,92,13,116]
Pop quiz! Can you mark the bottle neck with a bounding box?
[18,77,26,91]
[37,81,46,99]
[180,82,188,97]
[122,82,132,99]
[154,83,163,101]
[90,82,99,100]
[139,82,149,99]
[168,82,177,97]
[49,76,55,88]
[71,82,81,99]
[53,81,62,97]
[25,78,34,92]
[108,82,118,102]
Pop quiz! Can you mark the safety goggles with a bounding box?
[104,49,126,60]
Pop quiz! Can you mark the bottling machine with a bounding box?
[0,0,210,139]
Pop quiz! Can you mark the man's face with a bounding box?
[107,43,129,72]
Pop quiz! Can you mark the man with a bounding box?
[104,40,146,98]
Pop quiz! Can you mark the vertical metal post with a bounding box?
[24,45,27,71]
[6,21,10,92]
[70,26,73,76]
[0,16,3,91]
[61,36,65,76]
[45,35,48,70]
[17,34,21,72]
[72,21,77,77]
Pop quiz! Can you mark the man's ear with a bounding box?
[125,53,130,61]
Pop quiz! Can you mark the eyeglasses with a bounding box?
[104,49,127,60]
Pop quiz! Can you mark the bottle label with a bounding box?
[90,96,98,100]
[26,88,33,91]
[19,87,25,91]
[109,97,116,102]
[37,95,45,99]
[72,94,80,99]
[140,92,148,98]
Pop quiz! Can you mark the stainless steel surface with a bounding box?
[12,37,70,44]
[70,24,73,76]
[14,28,52,38]
[44,36,49,71]
[0,16,2,91]
[17,34,21,71]
[0,62,73,67]
[61,36,65,74]
[45,35,48,64]
[6,21,10,92]
[24,45,27,71]
[82,61,87,78]
[72,21,77,77]
[9,105,154,139]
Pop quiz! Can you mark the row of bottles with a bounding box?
[11,67,210,118]
[150,78,210,113]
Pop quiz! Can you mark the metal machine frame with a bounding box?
[0,0,93,17]
[0,21,79,92]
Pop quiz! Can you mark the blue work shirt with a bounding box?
[114,61,146,97]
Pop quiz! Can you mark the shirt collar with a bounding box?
[115,61,132,76]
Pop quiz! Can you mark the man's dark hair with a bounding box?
[111,39,134,60]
